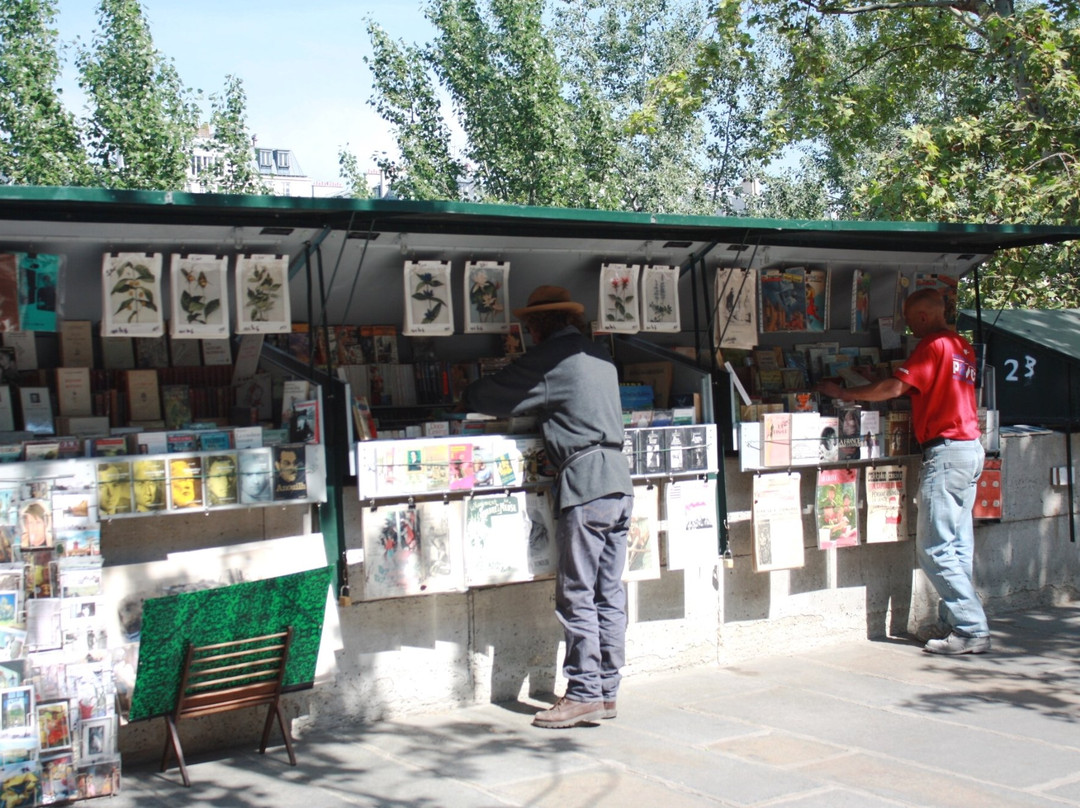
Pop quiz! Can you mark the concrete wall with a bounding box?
[118,428,1080,762]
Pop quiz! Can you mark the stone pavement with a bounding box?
[110,604,1080,807]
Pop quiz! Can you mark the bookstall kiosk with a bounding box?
[0,186,1079,787]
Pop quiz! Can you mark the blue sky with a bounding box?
[54,1,432,183]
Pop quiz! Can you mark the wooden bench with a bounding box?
[160,628,296,787]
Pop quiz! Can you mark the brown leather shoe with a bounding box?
[602,701,617,719]
[532,696,604,728]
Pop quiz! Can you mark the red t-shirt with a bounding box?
[894,330,980,444]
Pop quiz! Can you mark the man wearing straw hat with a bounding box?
[464,285,634,728]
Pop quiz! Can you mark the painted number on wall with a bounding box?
[1003,355,1036,382]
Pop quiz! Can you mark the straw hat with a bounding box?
[512,285,585,318]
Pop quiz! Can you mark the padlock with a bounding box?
[338,586,352,607]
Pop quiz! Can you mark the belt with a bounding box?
[920,436,951,451]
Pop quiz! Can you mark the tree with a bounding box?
[77,0,199,190]
[203,75,266,195]
[364,0,763,212]
[0,0,91,185]
[668,0,1080,306]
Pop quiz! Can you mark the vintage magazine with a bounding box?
[865,464,908,543]
[851,268,871,333]
[815,467,859,549]
[760,267,807,332]
[805,268,829,332]
[752,472,805,571]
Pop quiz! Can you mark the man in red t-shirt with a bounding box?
[818,288,988,655]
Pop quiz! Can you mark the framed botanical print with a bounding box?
[464,261,511,334]
[101,252,164,337]
[640,264,680,333]
[598,263,640,333]
[169,254,230,339]
[235,254,291,334]
[403,260,454,336]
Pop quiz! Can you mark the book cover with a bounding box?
[3,330,36,370]
[232,425,263,450]
[125,369,161,422]
[0,385,13,431]
[167,455,203,510]
[818,415,839,463]
[884,411,912,457]
[204,453,239,506]
[859,410,882,459]
[168,335,201,367]
[237,448,273,503]
[804,268,829,332]
[289,399,319,444]
[22,441,61,461]
[762,412,791,467]
[133,431,168,455]
[95,461,132,516]
[134,336,169,368]
[760,267,807,332]
[59,320,94,368]
[665,427,687,474]
[166,431,197,453]
[91,437,127,457]
[198,430,233,451]
[0,254,18,330]
[448,442,475,490]
[816,467,860,549]
[18,386,53,434]
[100,337,135,370]
[18,252,59,332]
[836,405,862,461]
[272,444,307,500]
[640,428,667,475]
[280,379,310,428]
[789,412,821,466]
[161,384,192,430]
[131,458,167,513]
[201,339,232,366]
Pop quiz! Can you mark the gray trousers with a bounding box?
[555,493,633,702]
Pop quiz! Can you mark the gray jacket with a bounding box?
[463,326,633,510]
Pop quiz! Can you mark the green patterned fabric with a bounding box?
[129,566,333,721]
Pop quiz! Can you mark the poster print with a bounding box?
[462,492,531,587]
[235,254,291,334]
[640,264,680,333]
[169,254,230,339]
[524,492,557,580]
[752,472,805,571]
[815,467,859,549]
[464,261,510,334]
[665,478,718,571]
[713,267,757,350]
[624,484,660,582]
[599,263,641,333]
[404,260,454,336]
[415,500,466,594]
[851,268,872,333]
[18,253,60,332]
[865,464,908,543]
[101,252,164,337]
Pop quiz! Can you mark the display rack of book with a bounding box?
[352,426,719,601]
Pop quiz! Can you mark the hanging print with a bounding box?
[169,254,230,339]
[640,264,680,333]
[464,261,510,334]
[598,263,641,333]
[235,254,291,334]
[18,253,61,332]
[404,260,454,336]
[101,252,163,337]
[623,483,660,581]
[713,267,757,350]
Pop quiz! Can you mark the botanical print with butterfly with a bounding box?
[404,260,454,336]
[169,254,230,339]
[235,254,291,334]
[101,252,164,337]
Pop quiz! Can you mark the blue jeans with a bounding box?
[916,439,988,637]
[555,494,632,702]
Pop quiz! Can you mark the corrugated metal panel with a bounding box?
[960,309,1080,365]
